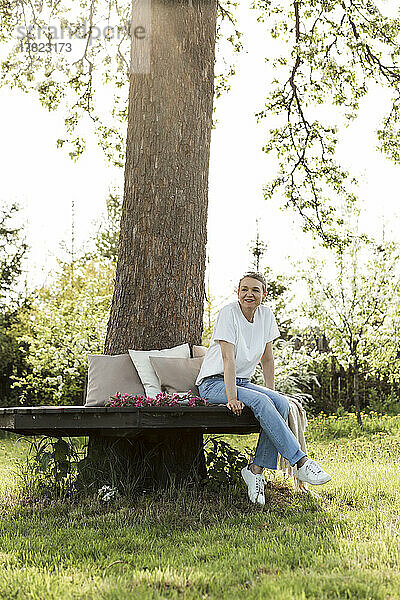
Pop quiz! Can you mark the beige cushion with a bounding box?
[193,345,207,357]
[85,354,145,407]
[128,343,190,398]
[149,356,204,395]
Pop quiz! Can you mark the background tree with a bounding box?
[302,235,400,425]
[11,259,115,407]
[6,200,125,408]
[202,256,221,346]
[249,219,268,272]
[248,223,292,337]
[88,190,122,263]
[0,203,27,305]
[0,202,28,406]
[365,298,400,393]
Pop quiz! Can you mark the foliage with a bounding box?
[248,220,268,272]
[299,349,400,416]
[0,202,27,306]
[247,226,294,338]
[0,308,30,406]
[202,259,223,346]
[263,268,293,339]
[14,433,251,501]
[107,392,208,407]
[202,294,220,348]
[10,259,115,406]
[251,338,320,406]
[1,0,132,166]
[363,290,400,386]
[16,436,85,499]
[214,0,243,103]
[253,330,400,417]
[0,0,242,165]
[367,389,400,416]
[254,0,400,244]
[2,1,400,240]
[0,202,29,406]
[304,232,400,423]
[307,411,400,441]
[302,234,400,413]
[204,437,249,491]
[90,190,122,262]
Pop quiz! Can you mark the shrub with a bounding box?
[10,259,115,406]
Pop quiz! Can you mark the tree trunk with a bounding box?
[354,362,363,428]
[79,431,207,495]
[105,0,217,353]
[85,0,217,493]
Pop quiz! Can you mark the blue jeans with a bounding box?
[198,376,306,470]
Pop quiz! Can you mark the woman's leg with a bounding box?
[240,382,291,470]
[242,382,290,418]
[198,378,229,404]
[199,378,306,468]
[235,384,306,469]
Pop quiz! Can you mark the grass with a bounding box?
[1,413,400,599]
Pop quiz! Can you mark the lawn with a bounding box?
[1,412,400,599]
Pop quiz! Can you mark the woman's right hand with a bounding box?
[227,397,244,416]
[218,341,243,416]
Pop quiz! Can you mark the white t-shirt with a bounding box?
[196,301,280,385]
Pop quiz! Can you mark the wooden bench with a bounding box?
[0,405,260,437]
[0,405,261,489]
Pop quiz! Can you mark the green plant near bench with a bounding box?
[16,436,86,498]
[204,438,250,492]
[16,435,252,500]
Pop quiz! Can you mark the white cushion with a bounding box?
[128,343,190,398]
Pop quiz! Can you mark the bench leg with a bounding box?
[78,431,207,494]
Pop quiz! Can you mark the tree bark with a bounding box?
[105,0,217,353]
[86,0,217,493]
[79,431,207,494]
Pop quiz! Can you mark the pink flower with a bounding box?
[104,392,208,408]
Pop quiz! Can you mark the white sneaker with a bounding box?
[296,459,331,485]
[241,466,266,505]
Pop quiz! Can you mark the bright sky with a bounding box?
[1,1,400,305]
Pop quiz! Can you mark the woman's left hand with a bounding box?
[227,397,244,416]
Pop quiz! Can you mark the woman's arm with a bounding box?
[219,340,244,415]
[260,341,275,390]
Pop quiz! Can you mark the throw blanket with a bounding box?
[278,395,310,493]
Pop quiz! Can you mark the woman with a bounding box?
[196,271,331,505]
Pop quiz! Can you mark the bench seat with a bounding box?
[0,405,260,437]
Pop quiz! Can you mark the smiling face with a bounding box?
[237,277,267,313]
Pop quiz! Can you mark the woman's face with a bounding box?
[237,277,266,310]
